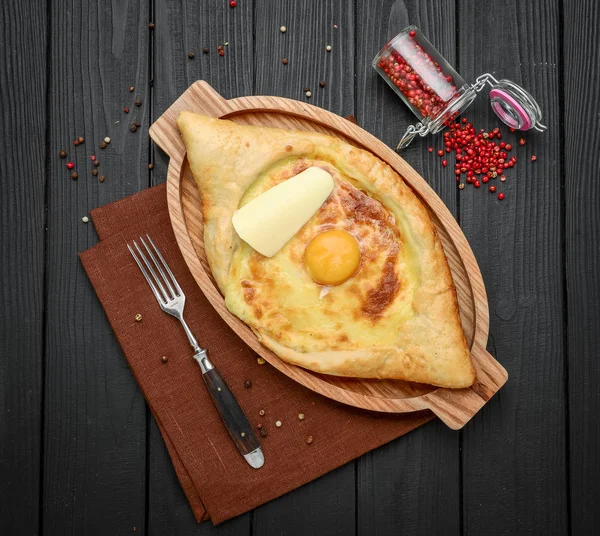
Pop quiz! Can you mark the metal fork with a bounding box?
[128,235,264,469]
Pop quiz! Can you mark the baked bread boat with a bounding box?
[177,111,476,389]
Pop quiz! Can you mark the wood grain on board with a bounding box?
[457,1,567,534]
[0,2,47,535]
[43,1,150,534]
[355,2,462,534]
[564,1,600,534]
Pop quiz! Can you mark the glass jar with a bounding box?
[373,26,477,138]
[373,26,546,149]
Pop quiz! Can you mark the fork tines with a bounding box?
[128,235,183,306]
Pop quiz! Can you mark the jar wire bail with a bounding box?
[398,122,431,150]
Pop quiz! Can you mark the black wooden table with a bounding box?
[1,1,597,534]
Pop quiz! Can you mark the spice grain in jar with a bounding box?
[373,26,474,130]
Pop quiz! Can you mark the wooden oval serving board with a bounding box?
[149,81,508,429]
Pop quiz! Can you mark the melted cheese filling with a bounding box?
[225,158,419,353]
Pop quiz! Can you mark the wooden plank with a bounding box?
[354,2,461,535]
[43,1,150,533]
[0,2,47,535]
[152,0,255,184]
[564,1,600,533]
[456,1,567,534]
[149,1,253,533]
[251,2,356,535]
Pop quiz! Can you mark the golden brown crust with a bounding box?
[177,112,475,388]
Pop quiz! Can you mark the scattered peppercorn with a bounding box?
[244,379,252,388]
[326,45,332,52]
[260,428,268,437]
[74,140,79,146]
[93,160,100,167]
[305,91,312,98]
[489,185,497,193]
[257,423,262,429]
[257,357,265,365]
[188,51,195,59]
[148,163,154,169]
[82,216,89,223]
[498,193,505,200]
[275,420,282,427]
[92,169,99,176]
[298,413,305,420]
[148,22,155,30]
[161,355,168,363]
[99,141,107,149]
[531,155,537,162]
[280,26,287,33]
[78,136,85,144]
[130,124,137,132]
[135,121,141,128]
[59,149,67,158]
[218,45,224,56]
[306,435,314,444]
[124,107,129,113]
[104,136,111,144]
[431,119,522,195]
[99,175,105,182]
[90,154,96,161]
[319,81,326,88]
[519,138,526,146]
[129,86,135,92]
[135,99,142,107]
[71,172,78,180]
[66,162,75,169]
[203,47,209,54]
[509,127,516,133]
[428,147,433,153]
[135,314,142,322]
[259,409,265,416]
[230,0,237,7]
[282,58,288,65]
[409,30,417,38]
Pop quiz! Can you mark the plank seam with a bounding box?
[38,0,53,533]
[557,0,572,534]
[145,0,156,533]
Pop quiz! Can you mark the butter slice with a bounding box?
[232,167,334,257]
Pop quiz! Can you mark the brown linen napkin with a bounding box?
[80,183,434,525]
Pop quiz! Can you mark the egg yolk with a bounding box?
[304,229,361,286]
